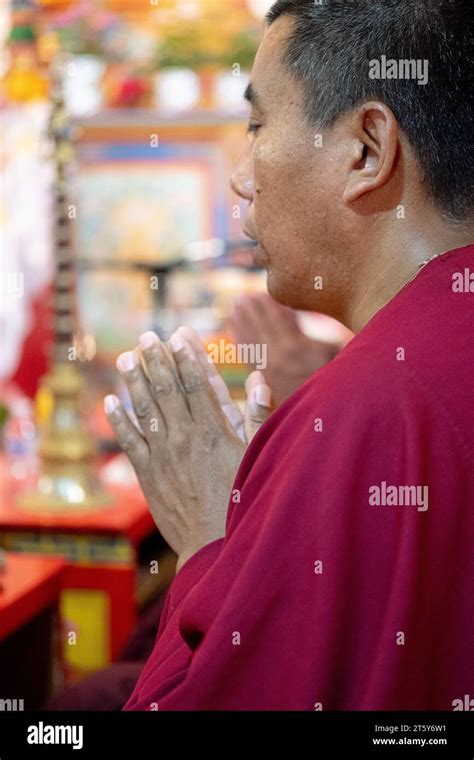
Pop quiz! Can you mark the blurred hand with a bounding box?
[229,293,339,406]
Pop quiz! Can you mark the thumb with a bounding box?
[244,371,273,443]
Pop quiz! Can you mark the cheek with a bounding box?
[253,130,342,246]
[254,140,320,244]
[253,135,302,193]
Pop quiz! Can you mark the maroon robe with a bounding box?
[125,244,474,710]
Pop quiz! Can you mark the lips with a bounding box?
[243,226,268,267]
[243,227,259,243]
[251,242,269,268]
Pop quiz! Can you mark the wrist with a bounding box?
[176,550,194,573]
[176,543,206,573]
[177,531,225,572]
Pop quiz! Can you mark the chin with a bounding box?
[267,271,333,314]
[266,272,302,309]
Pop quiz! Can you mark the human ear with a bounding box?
[343,102,399,204]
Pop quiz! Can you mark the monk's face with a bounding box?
[231,16,350,315]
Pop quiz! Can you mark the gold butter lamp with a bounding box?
[18,58,112,513]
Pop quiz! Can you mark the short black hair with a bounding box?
[266,0,474,221]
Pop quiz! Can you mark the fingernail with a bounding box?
[255,385,272,408]
[247,386,257,410]
[117,352,136,372]
[170,332,185,353]
[139,331,158,350]
[104,395,120,414]
[245,371,265,393]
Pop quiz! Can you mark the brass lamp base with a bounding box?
[17,462,113,514]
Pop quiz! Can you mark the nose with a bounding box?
[230,143,254,201]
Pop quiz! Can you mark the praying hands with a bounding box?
[104,327,272,571]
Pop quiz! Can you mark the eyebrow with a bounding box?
[244,82,264,111]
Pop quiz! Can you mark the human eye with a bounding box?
[247,121,261,136]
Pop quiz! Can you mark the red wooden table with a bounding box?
[0,553,66,709]
[0,553,66,641]
[0,460,157,682]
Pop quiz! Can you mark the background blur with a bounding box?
[0,0,348,455]
[1,0,274,406]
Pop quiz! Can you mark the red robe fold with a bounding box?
[125,245,474,711]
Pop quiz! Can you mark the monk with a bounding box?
[105,0,474,710]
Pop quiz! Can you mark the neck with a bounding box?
[346,217,474,333]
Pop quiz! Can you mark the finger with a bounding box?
[138,331,190,429]
[229,311,255,347]
[228,313,253,347]
[245,370,268,395]
[104,394,150,469]
[252,292,300,340]
[239,294,278,342]
[116,350,164,443]
[244,371,273,443]
[261,293,301,331]
[169,328,225,426]
[232,296,263,348]
[178,326,245,436]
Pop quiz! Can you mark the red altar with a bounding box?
[0,458,157,683]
